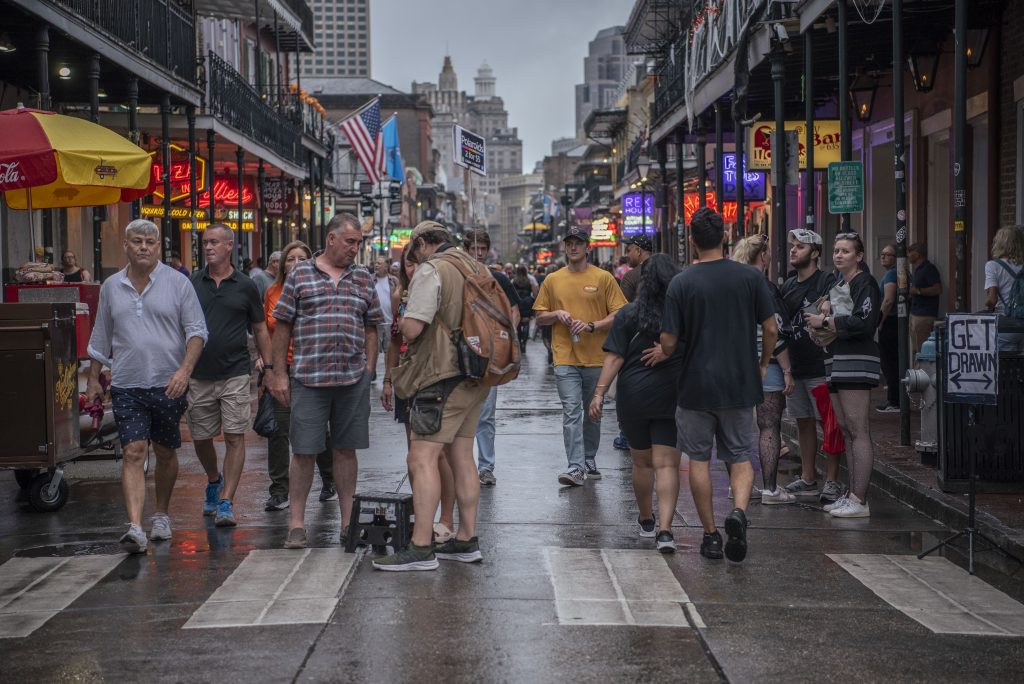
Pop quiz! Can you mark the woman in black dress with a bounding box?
[589,254,682,553]
[61,250,91,282]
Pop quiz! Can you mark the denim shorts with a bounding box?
[111,386,188,449]
[762,363,785,393]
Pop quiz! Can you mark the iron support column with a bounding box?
[161,95,173,264]
[236,146,246,265]
[258,159,266,256]
[207,130,216,215]
[736,116,746,238]
[804,30,815,227]
[715,103,724,216]
[697,126,707,208]
[892,0,912,443]
[675,135,684,263]
[953,0,968,312]
[89,54,103,278]
[128,78,140,220]
[838,0,851,232]
[36,25,50,110]
[187,106,200,271]
[771,49,787,282]
[657,140,668,254]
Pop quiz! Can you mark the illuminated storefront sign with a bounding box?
[149,144,207,202]
[722,153,766,201]
[746,120,841,170]
[622,192,656,237]
[196,176,256,208]
[389,229,413,249]
[535,248,554,265]
[141,205,208,220]
[682,192,764,224]
[589,216,617,247]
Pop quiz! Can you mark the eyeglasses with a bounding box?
[881,252,896,258]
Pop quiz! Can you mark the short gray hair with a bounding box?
[268,250,282,265]
[206,223,235,242]
[326,212,362,235]
[125,219,159,239]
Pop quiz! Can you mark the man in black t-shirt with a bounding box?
[780,229,842,503]
[908,242,942,354]
[661,208,776,564]
[189,225,273,527]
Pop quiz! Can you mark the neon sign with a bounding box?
[684,192,750,224]
[622,192,656,237]
[196,176,256,208]
[149,144,207,202]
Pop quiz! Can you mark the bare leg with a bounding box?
[193,438,221,484]
[834,389,873,502]
[121,440,149,526]
[631,448,654,519]
[287,453,316,531]
[220,433,246,502]
[688,460,716,533]
[152,443,178,514]
[829,392,854,495]
[447,436,480,540]
[728,461,754,511]
[332,448,358,529]
[796,417,819,482]
[651,445,681,533]
[438,445,456,529]
[408,441,443,546]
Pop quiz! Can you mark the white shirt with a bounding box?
[984,259,1022,314]
[375,274,394,325]
[88,262,209,388]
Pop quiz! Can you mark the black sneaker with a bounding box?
[584,459,602,479]
[264,494,289,511]
[434,536,483,563]
[724,508,748,563]
[637,517,657,538]
[700,531,724,560]
[656,530,676,554]
[319,483,338,502]
[371,544,438,572]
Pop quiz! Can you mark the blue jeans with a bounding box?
[475,386,498,472]
[554,365,602,471]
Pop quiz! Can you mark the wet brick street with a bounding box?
[1,341,1023,683]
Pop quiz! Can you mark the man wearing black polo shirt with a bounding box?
[908,242,943,355]
[189,224,273,526]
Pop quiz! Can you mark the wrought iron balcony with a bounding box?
[651,35,686,126]
[54,0,196,82]
[207,51,302,164]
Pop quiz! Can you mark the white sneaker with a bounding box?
[728,484,762,500]
[432,522,454,543]
[823,497,847,511]
[830,494,870,518]
[761,487,796,505]
[119,523,148,554]
[150,513,172,541]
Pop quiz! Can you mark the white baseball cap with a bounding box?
[789,228,823,245]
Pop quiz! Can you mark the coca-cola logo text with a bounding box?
[0,161,26,187]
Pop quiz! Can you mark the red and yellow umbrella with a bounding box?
[0,105,154,209]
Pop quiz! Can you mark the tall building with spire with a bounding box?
[412,57,523,254]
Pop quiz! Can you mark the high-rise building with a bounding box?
[303,0,371,78]
[575,26,627,139]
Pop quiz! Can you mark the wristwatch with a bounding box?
[587,322,596,333]
[821,317,830,330]
[263,364,275,370]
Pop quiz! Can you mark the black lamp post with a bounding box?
[636,155,650,241]
[907,50,940,92]
[849,70,878,123]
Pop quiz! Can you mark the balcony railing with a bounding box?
[55,0,196,82]
[207,51,302,165]
[651,35,686,126]
[277,0,315,44]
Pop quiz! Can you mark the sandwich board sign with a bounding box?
[453,125,486,176]
[945,313,998,405]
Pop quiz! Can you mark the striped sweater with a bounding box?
[824,271,882,386]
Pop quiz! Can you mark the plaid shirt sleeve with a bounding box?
[272,267,299,324]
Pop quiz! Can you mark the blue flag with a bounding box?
[382,115,404,182]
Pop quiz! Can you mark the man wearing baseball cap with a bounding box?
[619,234,653,303]
[534,226,627,486]
[780,228,843,504]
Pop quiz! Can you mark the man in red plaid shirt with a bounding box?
[267,212,384,549]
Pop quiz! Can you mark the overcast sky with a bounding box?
[370,0,631,172]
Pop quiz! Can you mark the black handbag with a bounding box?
[252,374,278,438]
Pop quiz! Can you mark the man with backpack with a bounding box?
[534,225,627,486]
[374,221,518,571]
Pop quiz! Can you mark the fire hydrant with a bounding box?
[904,331,938,464]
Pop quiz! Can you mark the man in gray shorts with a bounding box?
[267,213,383,549]
[661,208,777,563]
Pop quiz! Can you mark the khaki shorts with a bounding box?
[411,378,489,445]
[187,375,251,439]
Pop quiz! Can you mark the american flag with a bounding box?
[339,98,384,184]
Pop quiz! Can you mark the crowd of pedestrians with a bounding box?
[86,211,1024,567]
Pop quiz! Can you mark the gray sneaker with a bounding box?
[584,459,602,479]
[434,536,483,563]
[558,467,586,487]
[478,469,496,486]
[120,523,148,554]
[784,478,820,497]
[265,494,290,511]
[820,480,843,503]
[150,513,172,541]
[284,527,307,549]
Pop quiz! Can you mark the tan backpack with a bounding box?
[437,252,520,387]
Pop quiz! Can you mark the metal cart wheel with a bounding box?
[28,472,69,513]
[14,469,38,490]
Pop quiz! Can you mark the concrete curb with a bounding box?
[781,418,1024,573]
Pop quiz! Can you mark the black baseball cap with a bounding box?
[622,234,653,252]
[563,225,590,243]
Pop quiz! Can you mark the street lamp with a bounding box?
[965,28,989,68]
[907,49,940,93]
[849,70,878,123]
[635,155,651,241]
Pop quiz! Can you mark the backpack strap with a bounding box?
[996,259,1022,280]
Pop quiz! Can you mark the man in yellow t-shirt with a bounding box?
[534,226,627,486]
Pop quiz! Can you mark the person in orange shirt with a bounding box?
[263,240,334,511]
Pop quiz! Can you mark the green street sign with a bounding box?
[828,161,864,214]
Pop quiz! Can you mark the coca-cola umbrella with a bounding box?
[0,104,154,257]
